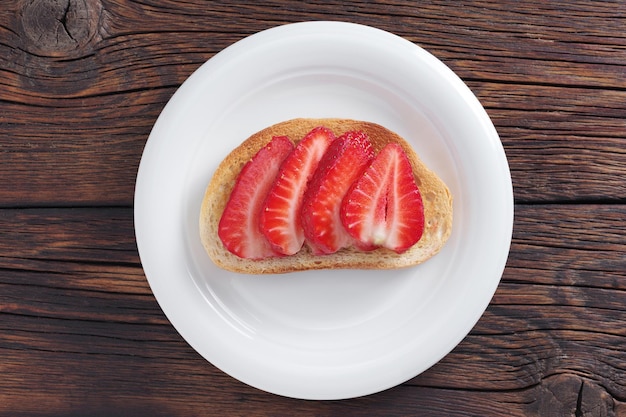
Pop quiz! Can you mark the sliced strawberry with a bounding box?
[218,136,294,259]
[260,127,335,255]
[341,143,424,254]
[301,131,375,254]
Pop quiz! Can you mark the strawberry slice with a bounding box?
[341,143,424,254]
[301,131,375,254]
[260,127,335,255]
[218,135,294,259]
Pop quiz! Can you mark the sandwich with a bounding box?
[200,118,452,274]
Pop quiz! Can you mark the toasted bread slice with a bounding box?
[200,118,453,274]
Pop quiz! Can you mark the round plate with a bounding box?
[134,21,513,400]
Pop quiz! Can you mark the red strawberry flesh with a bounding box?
[301,131,375,254]
[341,143,424,253]
[260,127,335,255]
[218,136,294,259]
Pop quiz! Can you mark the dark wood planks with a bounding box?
[1,0,625,206]
[1,0,625,416]
[0,205,624,415]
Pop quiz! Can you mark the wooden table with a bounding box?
[2,1,625,415]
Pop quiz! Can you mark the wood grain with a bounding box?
[1,0,625,205]
[1,205,624,415]
[1,0,625,416]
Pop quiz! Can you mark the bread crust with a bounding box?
[200,118,453,274]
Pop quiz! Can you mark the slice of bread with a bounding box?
[200,118,453,274]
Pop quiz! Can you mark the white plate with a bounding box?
[134,21,513,400]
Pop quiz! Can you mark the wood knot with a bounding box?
[530,374,616,417]
[20,0,102,57]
